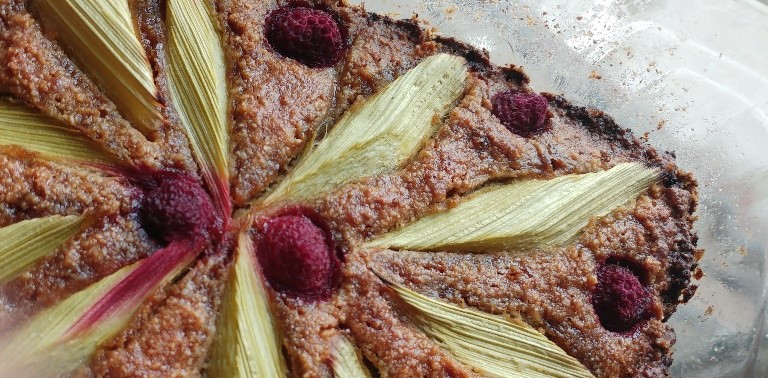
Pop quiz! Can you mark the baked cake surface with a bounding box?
[0,0,701,377]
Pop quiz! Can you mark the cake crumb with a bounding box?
[704,305,714,316]
[589,70,602,80]
[444,6,456,19]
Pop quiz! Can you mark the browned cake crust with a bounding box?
[0,0,701,377]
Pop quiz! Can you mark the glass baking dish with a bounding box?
[351,0,768,376]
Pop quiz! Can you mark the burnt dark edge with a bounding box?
[433,35,492,73]
[433,35,530,86]
[543,93,645,153]
[360,12,532,88]
[365,11,424,44]
[661,233,701,320]
[653,159,702,320]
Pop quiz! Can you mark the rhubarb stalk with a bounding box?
[0,240,200,377]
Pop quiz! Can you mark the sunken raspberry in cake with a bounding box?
[0,0,701,377]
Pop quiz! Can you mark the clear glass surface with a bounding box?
[350,1,768,376]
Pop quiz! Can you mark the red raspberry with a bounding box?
[491,90,551,137]
[265,6,346,68]
[592,263,651,333]
[141,173,221,244]
[258,213,336,299]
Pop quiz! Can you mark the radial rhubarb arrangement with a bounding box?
[0,1,702,377]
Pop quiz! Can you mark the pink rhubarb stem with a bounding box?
[65,239,200,338]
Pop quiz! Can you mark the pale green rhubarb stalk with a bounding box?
[167,0,231,218]
[0,214,89,284]
[265,53,469,204]
[380,277,594,378]
[0,239,198,377]
[331,335,373,378]
[208,229,286,377]
[368,163,658,252]
[0,99,118,165]
[31,0,162,134]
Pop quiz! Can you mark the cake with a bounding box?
[0,0,701,377]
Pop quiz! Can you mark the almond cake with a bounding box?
[0,0,701,377]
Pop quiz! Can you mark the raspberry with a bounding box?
[491,90,551,137]
[140,172,221,244]
[258,213,336,299]
[592,263,651,333]
[265,6,346,68]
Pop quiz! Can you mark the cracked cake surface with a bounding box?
[0,0,701,377]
